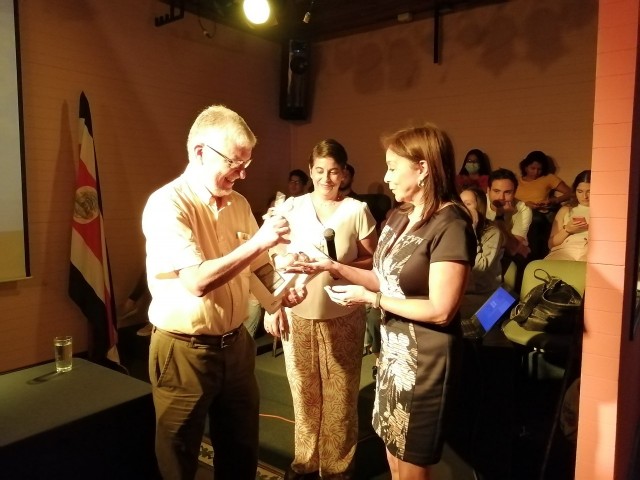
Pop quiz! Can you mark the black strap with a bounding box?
[512,269,553,325]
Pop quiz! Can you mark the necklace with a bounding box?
[314,196,342,208]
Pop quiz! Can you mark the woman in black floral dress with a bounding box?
[299,124,475,478]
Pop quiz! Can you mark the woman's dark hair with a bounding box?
[382,123,463,223]
[308,139,348,169]
[289,169,309,185]
[519,150,551,177]
[572,170,591,191]
[458,149,491,176]
[567,169,591,207]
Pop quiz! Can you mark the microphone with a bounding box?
[323,228,337,261]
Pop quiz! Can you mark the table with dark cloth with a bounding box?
[0,358,158,479]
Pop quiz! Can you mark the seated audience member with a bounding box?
[456,149,492,193]
[546,170,591,262]
[516,151,572,260]
[340,163,392,233]
[266,168,310,214]
[486,168,532,258]
[119,269,152,336]
[459,187,505,319]
[287,168,309,197]
[486,168,532,291]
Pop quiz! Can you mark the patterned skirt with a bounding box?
[372,317,461,465]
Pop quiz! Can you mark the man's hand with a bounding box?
[253,215,290,250]
[493,199,515,215]
[281,285,307,308]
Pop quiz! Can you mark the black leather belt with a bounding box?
[154,326,242,349]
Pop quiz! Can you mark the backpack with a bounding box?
[509,268,582,334]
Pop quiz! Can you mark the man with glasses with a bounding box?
[142,105,304,480]
[287,168,309,197]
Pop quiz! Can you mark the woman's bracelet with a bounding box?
[373,291,382,309]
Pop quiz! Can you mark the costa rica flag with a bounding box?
[69,92,119,365]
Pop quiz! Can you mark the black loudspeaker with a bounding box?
[280,39,311,121]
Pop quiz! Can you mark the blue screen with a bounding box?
[475,287,517,331]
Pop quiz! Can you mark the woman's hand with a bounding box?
[323,284,373,307]
[565,218,588,234]
[275,252,311,272]
[293,257,337,277]
[263,308,289,338]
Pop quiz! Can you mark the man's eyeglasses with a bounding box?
[203,144,252,169]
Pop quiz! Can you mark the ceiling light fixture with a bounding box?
[243,0,271,25]
[303,0,316,24]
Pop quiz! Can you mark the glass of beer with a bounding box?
[54,336,73,373]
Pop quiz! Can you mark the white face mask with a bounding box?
[465,162,480,174]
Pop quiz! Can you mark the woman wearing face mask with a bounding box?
[455,148,491,193]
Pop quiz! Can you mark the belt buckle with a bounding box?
[220,330,236,348]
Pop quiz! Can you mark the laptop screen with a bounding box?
[475,286,517,331]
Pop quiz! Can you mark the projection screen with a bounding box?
[0,0,30,281]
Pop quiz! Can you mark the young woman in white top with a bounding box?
[546,170,591,262]
[264,139,377,479]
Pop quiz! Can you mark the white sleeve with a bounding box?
[511,201,532,238]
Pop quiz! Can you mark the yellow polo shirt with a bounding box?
[142,164,259,335]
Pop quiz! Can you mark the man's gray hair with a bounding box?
[186,105,257,160]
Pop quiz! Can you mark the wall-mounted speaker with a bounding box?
[279,39,311,121]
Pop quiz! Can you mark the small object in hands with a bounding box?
[54,336,73,373]
[296,251,311,263]
[572,216,586,223]
[274,191,286,206]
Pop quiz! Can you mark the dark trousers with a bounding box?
[149,327,259,480]
[527,210,556,261]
